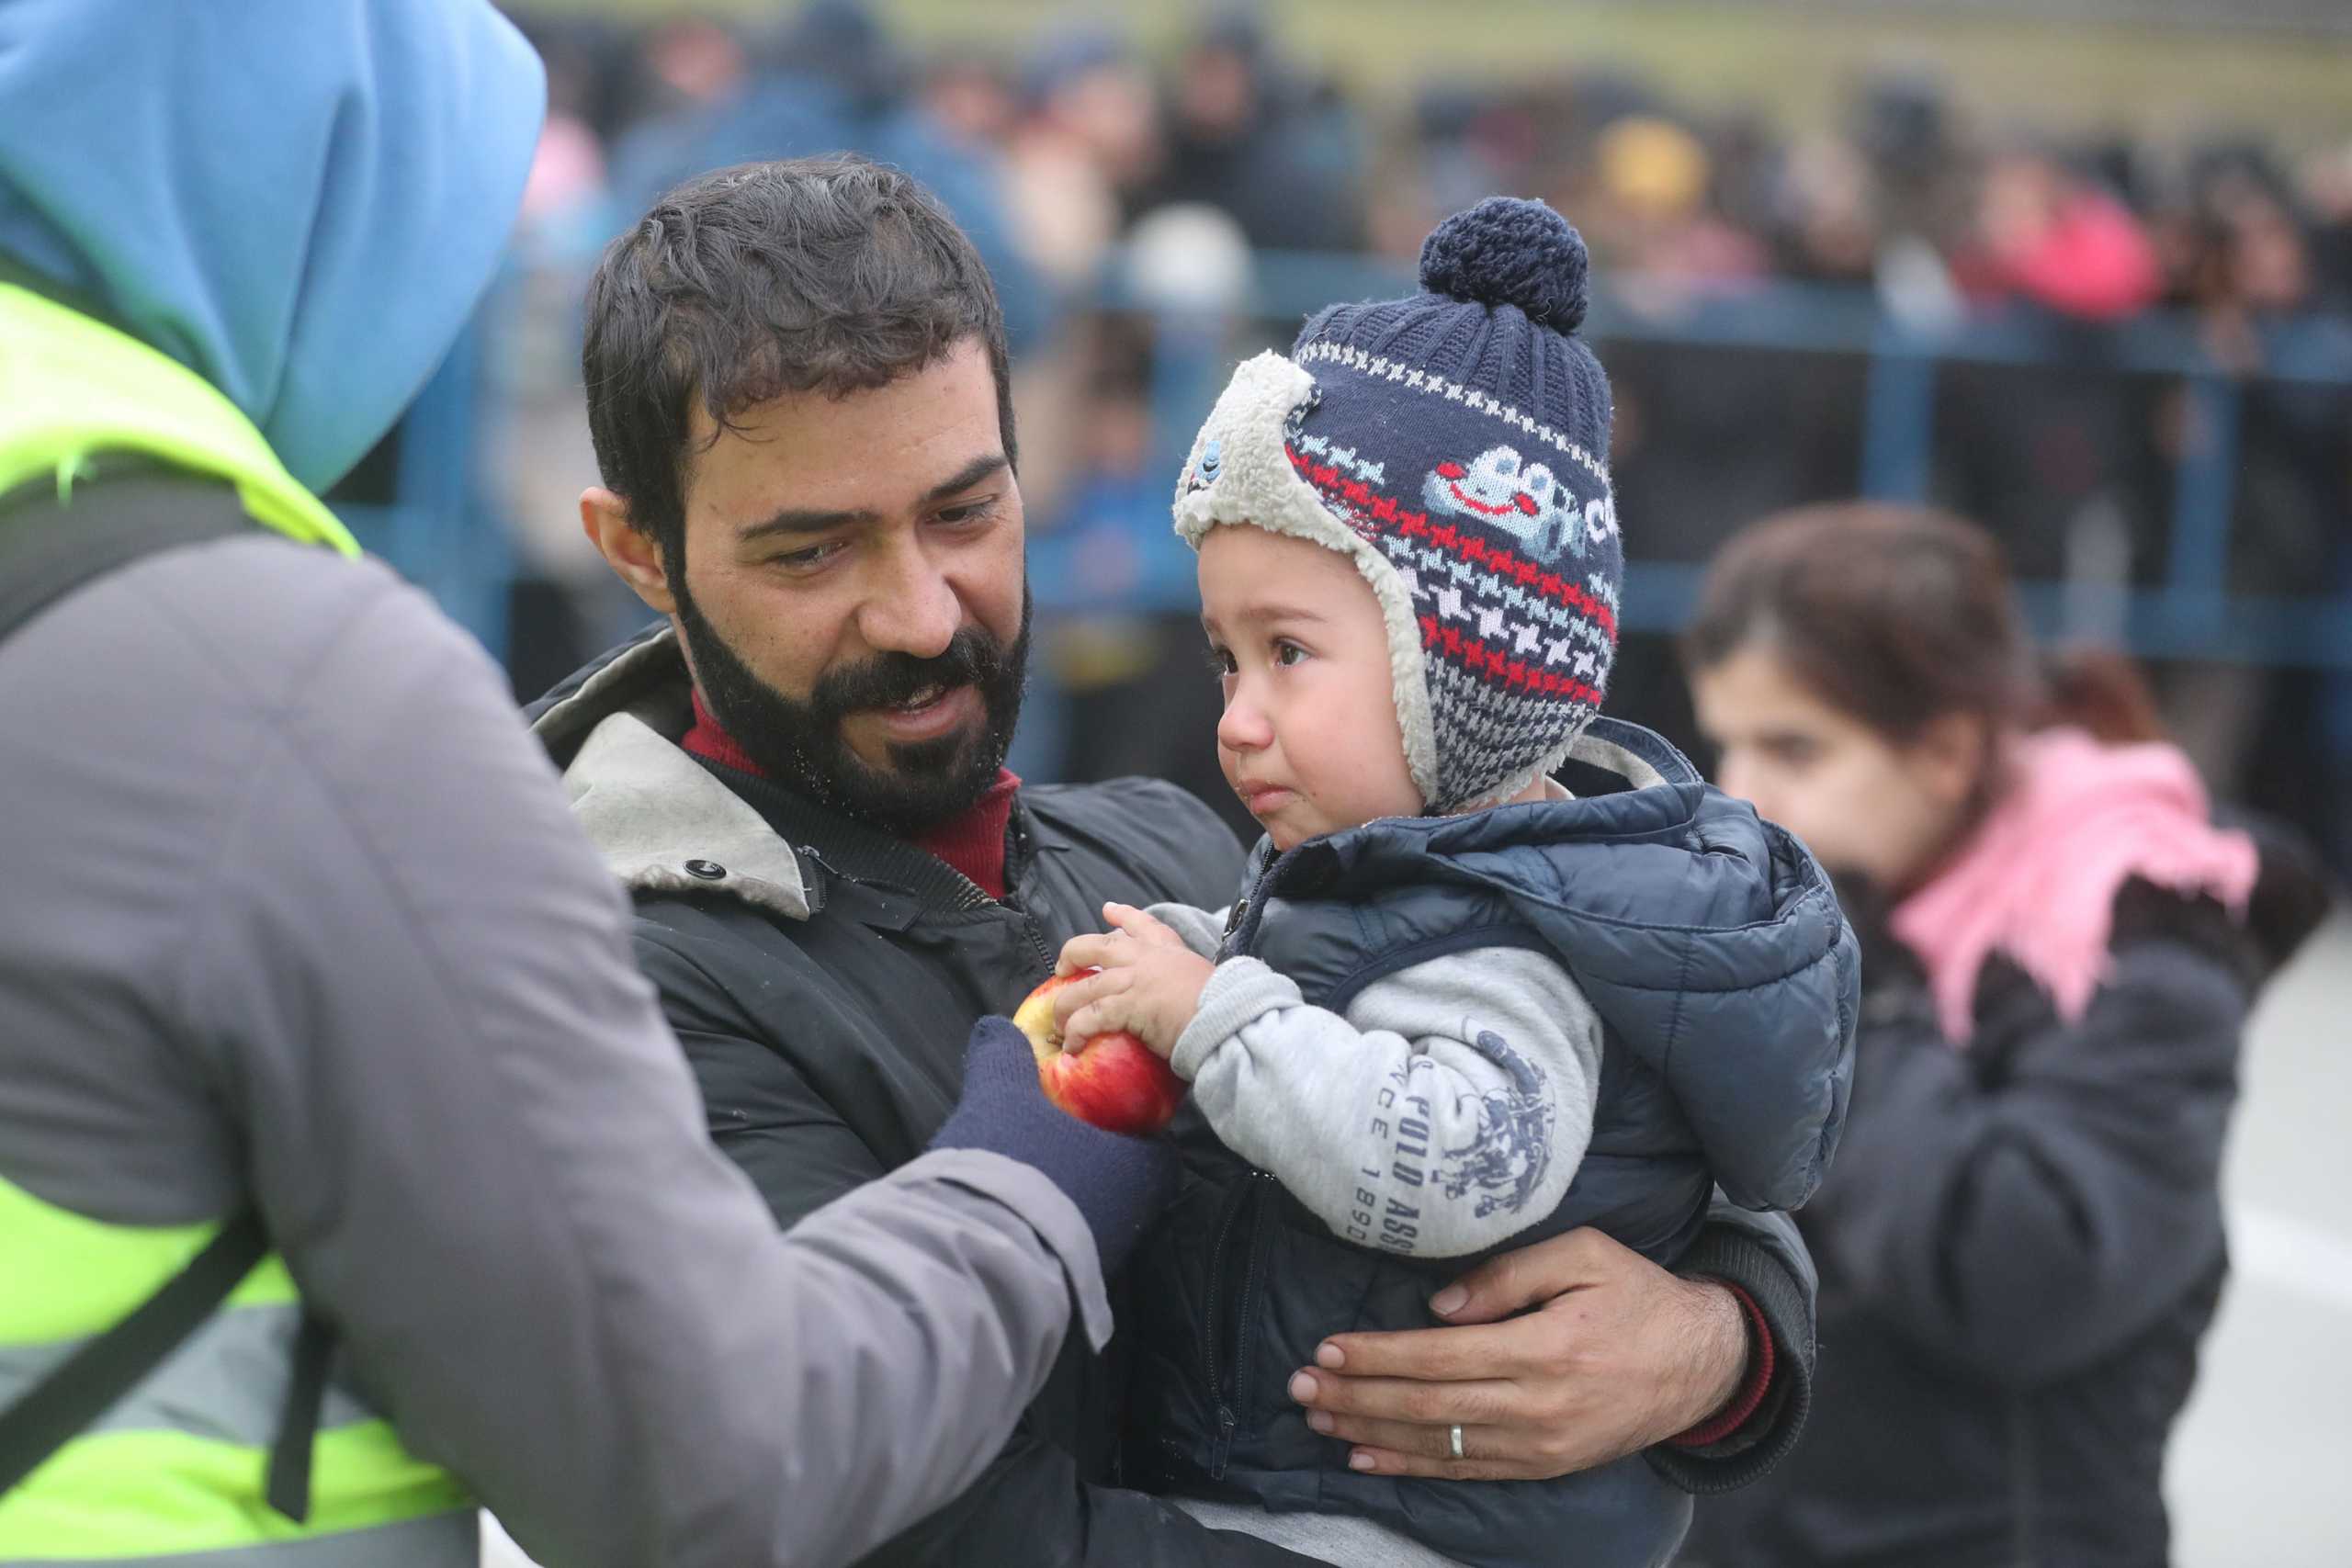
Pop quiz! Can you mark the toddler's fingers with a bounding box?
[1064,992,1135,1045]
[1057,933,1130,976]
[1104,902,1182,947]
[1049,967,1128,1033]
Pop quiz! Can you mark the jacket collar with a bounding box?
[562,711,820,922]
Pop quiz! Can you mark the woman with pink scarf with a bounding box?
[1675,503,2330,1568]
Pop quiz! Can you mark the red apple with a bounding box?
[1012,970,1187,1135]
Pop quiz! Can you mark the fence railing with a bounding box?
[1109,252,2352,668]
[348,251,2352,672]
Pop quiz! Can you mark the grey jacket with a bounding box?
[0,500,1112,1568]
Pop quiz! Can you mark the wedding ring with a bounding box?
[1448,1423,1465,1460]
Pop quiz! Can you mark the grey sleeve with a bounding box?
[1168,948,1602,1258]
[1141,899,1228,957]
[175,566,1108,1568]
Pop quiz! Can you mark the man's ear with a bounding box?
[581,487,677,615]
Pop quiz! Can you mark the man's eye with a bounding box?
[935,497,999,526]
[775,540,845,571]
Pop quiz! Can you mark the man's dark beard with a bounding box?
[674,581,1029,836]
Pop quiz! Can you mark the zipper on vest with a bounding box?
[1202,1170,1272,1480]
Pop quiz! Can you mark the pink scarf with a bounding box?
[1890,728,2259,1043]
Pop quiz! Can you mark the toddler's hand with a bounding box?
[1051,903,1214,1059]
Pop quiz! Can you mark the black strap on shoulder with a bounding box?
[264,1312,337,1522]
[0,471,328,1517]
[0,468,257,648]
[0,1206,269,1497]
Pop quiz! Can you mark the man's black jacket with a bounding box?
[530,626,1820,1565]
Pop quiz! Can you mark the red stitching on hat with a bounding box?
[1283,446,1622,640]
[1420,626,1606,706]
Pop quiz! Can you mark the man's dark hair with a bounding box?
[582,155,1016,571]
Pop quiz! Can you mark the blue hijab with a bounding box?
[0,0,544,491]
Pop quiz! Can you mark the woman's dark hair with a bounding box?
[1682,502,2038,748]
[1684,501,2167,787]
[582,155,1015,573]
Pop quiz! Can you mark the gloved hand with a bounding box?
[931,1016,1179,1277]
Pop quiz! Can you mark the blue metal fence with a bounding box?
[362,251,2352,672]
[1110,253,2352,668]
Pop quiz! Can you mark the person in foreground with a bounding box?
[1678,503,2333,1568]
[1045,198,1858,1568]
[0,6,1173,1566]
[542,158,1833,1565]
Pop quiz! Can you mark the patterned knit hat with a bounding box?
[1173,197,1622,814]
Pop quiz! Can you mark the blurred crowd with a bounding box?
[481,2,2352,870]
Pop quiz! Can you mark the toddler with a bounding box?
[1048,198,1857,1568]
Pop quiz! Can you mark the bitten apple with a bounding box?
[1012,970,1187,1135]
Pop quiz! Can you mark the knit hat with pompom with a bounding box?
[1173,197,1623,814]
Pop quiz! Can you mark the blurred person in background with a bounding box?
[1951,143,2163,321]
[1588,114,1768,304]
[604,0,1046,355]
[0,4,1183,1564]
[2298,138,2352,305]
[2149,146,2352,827]
[1768,132,1884,286]
[1678,503,2331,1568]
[1130,11,1368,254]
[1001,35,1167,291]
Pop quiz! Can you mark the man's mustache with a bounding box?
[811,627,1007,721]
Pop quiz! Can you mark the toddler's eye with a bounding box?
[1272,639,1308,667]
[1204,644,1238,676]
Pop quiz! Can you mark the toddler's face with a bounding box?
[1198,525,1423,850]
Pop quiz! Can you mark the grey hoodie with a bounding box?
[0,506,1111,1568]
[6,3,1111,1559]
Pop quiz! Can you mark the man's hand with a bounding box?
[1051,903,1214,1059]
[1283,1227,1748,1480]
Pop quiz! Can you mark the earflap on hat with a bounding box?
[1174,352,1445,807]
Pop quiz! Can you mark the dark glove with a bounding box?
[931,1016,1179,1277]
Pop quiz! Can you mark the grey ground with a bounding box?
[2168,912,2351,1568]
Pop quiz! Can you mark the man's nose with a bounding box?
[856,540,961,660]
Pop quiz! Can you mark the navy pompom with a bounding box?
[1418,197,1590,334]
